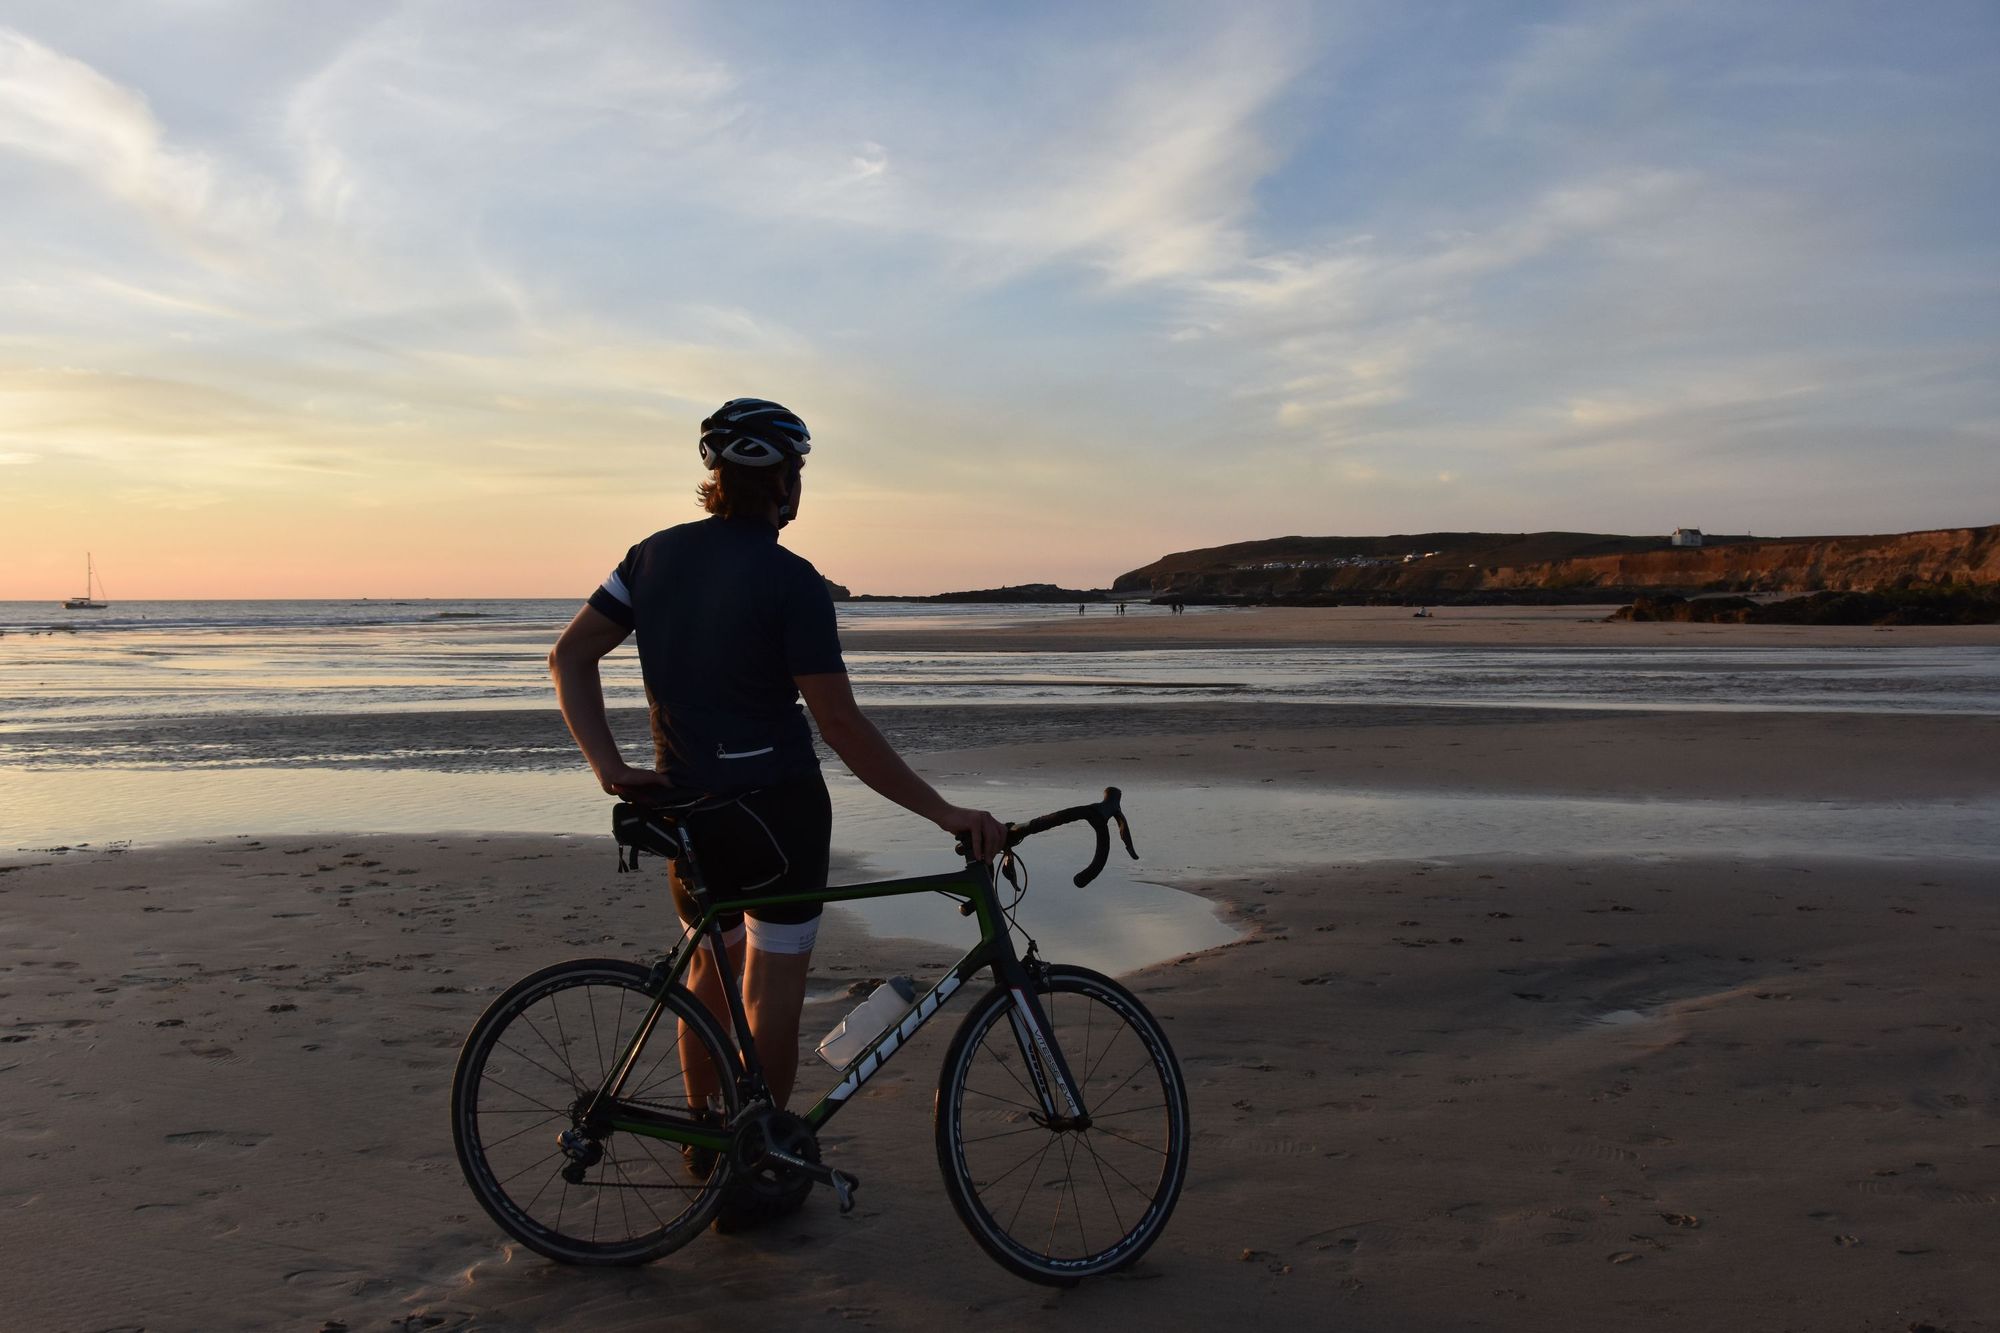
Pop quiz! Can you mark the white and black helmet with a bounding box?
[698,398,812,469]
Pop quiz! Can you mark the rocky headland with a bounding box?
[1112,524,2000,604]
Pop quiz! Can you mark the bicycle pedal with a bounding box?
[830,1169,860,1214]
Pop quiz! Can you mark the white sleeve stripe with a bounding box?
[601,570,632,606]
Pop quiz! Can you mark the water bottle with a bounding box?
[816,976,918,1068]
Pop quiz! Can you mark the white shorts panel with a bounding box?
[745,914,820,956]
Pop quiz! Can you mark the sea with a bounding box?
[5,599,1998,970]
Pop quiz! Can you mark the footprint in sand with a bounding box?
[177,1040,235,1059]
[165,1130,272,1151]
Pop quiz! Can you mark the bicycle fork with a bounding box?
[998,966,1092,1130]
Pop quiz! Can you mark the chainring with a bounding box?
[728,1107,820,1200]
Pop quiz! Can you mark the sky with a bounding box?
[1,0,1996,598]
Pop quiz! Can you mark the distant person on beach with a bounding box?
[548,397,1006,1149]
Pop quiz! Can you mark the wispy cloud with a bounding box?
[0,1,1995,596]
[0,29,281,248]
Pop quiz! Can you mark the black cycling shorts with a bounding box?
[668,773,831,932]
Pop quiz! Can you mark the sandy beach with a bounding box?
[7,841,1997,1331]
[845,603,2000,652]
[4,612,1999,1331]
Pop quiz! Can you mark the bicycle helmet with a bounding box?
[698,398,812,469]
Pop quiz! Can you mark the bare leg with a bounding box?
[743,947,815,1108]
[681,931,747,1114]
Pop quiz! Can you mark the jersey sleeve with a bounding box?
[783,560,846,676]
[587,543,641,630]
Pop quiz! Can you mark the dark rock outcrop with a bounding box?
[1611,588,2000,626]
[1116,526,2000,603]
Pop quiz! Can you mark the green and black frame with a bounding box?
[450,787,1190,1284]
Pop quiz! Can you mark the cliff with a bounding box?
[1114,526,2000,603]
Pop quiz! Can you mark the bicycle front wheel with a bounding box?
[935,965,1189,1283]
[451,958,741,1265]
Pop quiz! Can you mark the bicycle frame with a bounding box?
[584,852,1090,1154]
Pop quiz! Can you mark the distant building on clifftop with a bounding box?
[1670,527,1705,548]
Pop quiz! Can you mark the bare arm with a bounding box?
[549,605,667,796]
[796,672,1007,860]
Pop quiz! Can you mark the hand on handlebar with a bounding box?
[938,805,1008,863]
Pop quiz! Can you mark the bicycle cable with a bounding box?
[999,848,1040,960]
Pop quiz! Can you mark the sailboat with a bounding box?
[63,553,109,610]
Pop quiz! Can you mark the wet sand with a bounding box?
[11,704,1999,806]
[847,603,2000,652]
[4,612,1998,1329]
[4,838,1996,1332]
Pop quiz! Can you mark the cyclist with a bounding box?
[548,397,1007,1136]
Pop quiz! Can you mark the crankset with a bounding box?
[729,1107,862,1214]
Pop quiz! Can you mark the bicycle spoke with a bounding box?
[1088,1055,1156,1120]
[547,994,580,1091]
[519,1010,583,1096]
[521,1160,563,1214]
[1081,1135,1128,1235]
[605,1142,634,1238]
[961,1122,1052,1146]
[1085,1129,1154,1194]
[495,1037,585,1096]
[960,1084,1042,1115]
[499,1146,564,1190]
[627,1010,691,1102]
[976,1028,1042,1108]
[586,986,607,1087]
[1090,1122,1168,1157]
[978,1133,1061,1195]
[1080,1017,1136,1091]
[1082,995,1096,1096]
[480,1112,564,1153]
[1005,1137,1059,1236]
[1064,1139,1090,1257]
[613,1142,670,1230]
[475,1106,571,1116]
[627,1027,692,1105]
[1090,1102,1166,1120]
[1044,1141,1066,1256]
[478,1073,567,1117]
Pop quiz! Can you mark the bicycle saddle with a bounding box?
[611,800,691,859]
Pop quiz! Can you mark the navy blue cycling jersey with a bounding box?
[587,514,845,793]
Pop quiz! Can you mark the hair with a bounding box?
[697,457,800,518]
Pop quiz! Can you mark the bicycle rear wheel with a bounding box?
[451,958,741,1265]
[935,965,1189,1283]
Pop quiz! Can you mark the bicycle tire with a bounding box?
[451,958,743,1265]
[934,965,1189,1284]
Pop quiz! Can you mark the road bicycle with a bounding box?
[450,787,1189,1284]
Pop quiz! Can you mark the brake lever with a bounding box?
[1102,786,1139,860]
